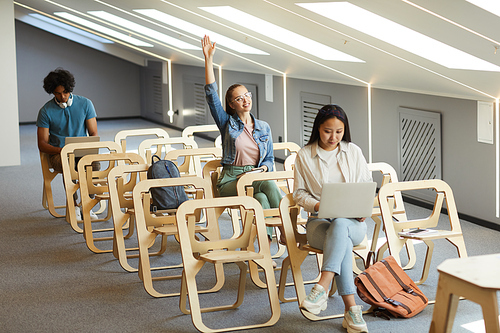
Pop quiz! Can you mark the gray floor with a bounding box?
[1,118,499,333]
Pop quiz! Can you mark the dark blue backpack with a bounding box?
[147,155,188,212]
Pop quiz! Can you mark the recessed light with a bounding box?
[54,12,153,47]
[297,2,500,72]
[28,13,113,43]
[88,11,200,50]
[135,9,268,55]
[199,5,364,62]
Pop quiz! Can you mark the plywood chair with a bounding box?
[138,136,198,167]
[367,162,416,270]
[377,179,468,285]
[273,141,301,193]
[132,176,224,297]
[278,193,368,318]
[114,127,169,153]
[40,151,65,218]
[60,141,122,233]
[177,196,281,333]
[164,147,222,178]
[78,152,145,254]
[107,163,149,272]
[236,170,294,288]
[181,124,219,145]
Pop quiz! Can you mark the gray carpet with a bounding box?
[1,118,499,333]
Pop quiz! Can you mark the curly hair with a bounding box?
[43,68,75,94]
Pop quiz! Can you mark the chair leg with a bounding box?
[430,273,459,333]
[415,240,435,285]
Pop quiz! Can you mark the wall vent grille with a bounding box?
[152,75,163,115]
[301,92,331,146]
[194,82,206,125]
[399,107,442,202]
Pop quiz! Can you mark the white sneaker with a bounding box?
[74,206,82,221]
[300,284,328,314]
[89,210,99,220]
[342,305,368,333]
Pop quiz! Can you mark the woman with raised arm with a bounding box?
[293,104,371,333]
[202,35,283,247]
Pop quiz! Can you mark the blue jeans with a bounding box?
[306,217,367,296]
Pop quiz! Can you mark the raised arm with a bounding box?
[202,35,216,85]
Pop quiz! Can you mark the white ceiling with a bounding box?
[13,0,500,101]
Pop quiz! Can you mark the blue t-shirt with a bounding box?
[36,94,97,147]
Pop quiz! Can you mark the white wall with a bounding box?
[0,0,21,167]
[15,21,142,123]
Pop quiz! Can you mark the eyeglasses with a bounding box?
[233,91,252,103]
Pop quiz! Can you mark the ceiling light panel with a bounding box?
[466,0,500,16]
[199,6,364,62]
[28,13,113,43]
[134,9,269,55]
[88,11,200,50]
[297,2,500,72]
[54,12,153,47]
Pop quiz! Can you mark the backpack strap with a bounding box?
[152,154,161,164]
[381,260,427,303]
[361,271,412,315]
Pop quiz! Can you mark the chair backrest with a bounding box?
[182,124,219,144]
[77,152,145,203]
[272,141,301,171]
[114,128,169,153]
[202,159,223,198]
[378,179,462,234]
[283,154,297,192]
[176,195,269,255]
[138,136,198,165]
[236,170,294,219]
[214,135,222,148]
[132,176,213,230]
[164,147,222,178]
[60,141,122,232]
[108,163,149,211]
[368,162,407,220]
[279,193,307,247]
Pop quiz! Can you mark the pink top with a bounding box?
[233,123,260,166]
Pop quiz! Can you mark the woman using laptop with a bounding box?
[202,35,283,248]
[293,104,371,333]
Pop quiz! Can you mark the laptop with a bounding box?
[317,182,377,219]
[64,136,100,158]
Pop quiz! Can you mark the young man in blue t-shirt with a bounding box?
[36,68,99,219]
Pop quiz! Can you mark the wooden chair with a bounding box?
[181,124,219,145]
[278,193,368,318]
[107,163,149,272]
[377,179,468,285]
[40,151,65,218]
[176,196,281,333]
[114,127,169,153]
[236,170,294,288]
[367,162,416,269]
[138,136,198,167]
[164,147,222,178]
[60,141,122,233]
[132,176,224,297]
[77,152,145,254]
[273,142,301,193]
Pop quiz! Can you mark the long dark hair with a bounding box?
[224,84,244,116]
[307,104,351,146]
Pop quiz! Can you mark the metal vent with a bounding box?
[399,107,442,202]
[152,75,163,115]
[301,92,331,146]
[193,82,206,125]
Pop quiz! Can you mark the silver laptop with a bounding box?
[64,136,100,158]
[317,182,377,219]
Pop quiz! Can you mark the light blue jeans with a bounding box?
[306,216,367,296]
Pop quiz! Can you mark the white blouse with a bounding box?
[293,140,372,213]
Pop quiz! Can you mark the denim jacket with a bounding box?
[204,81,275,172]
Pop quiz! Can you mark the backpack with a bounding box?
[355,256,428,319]
[147,155,188,212]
